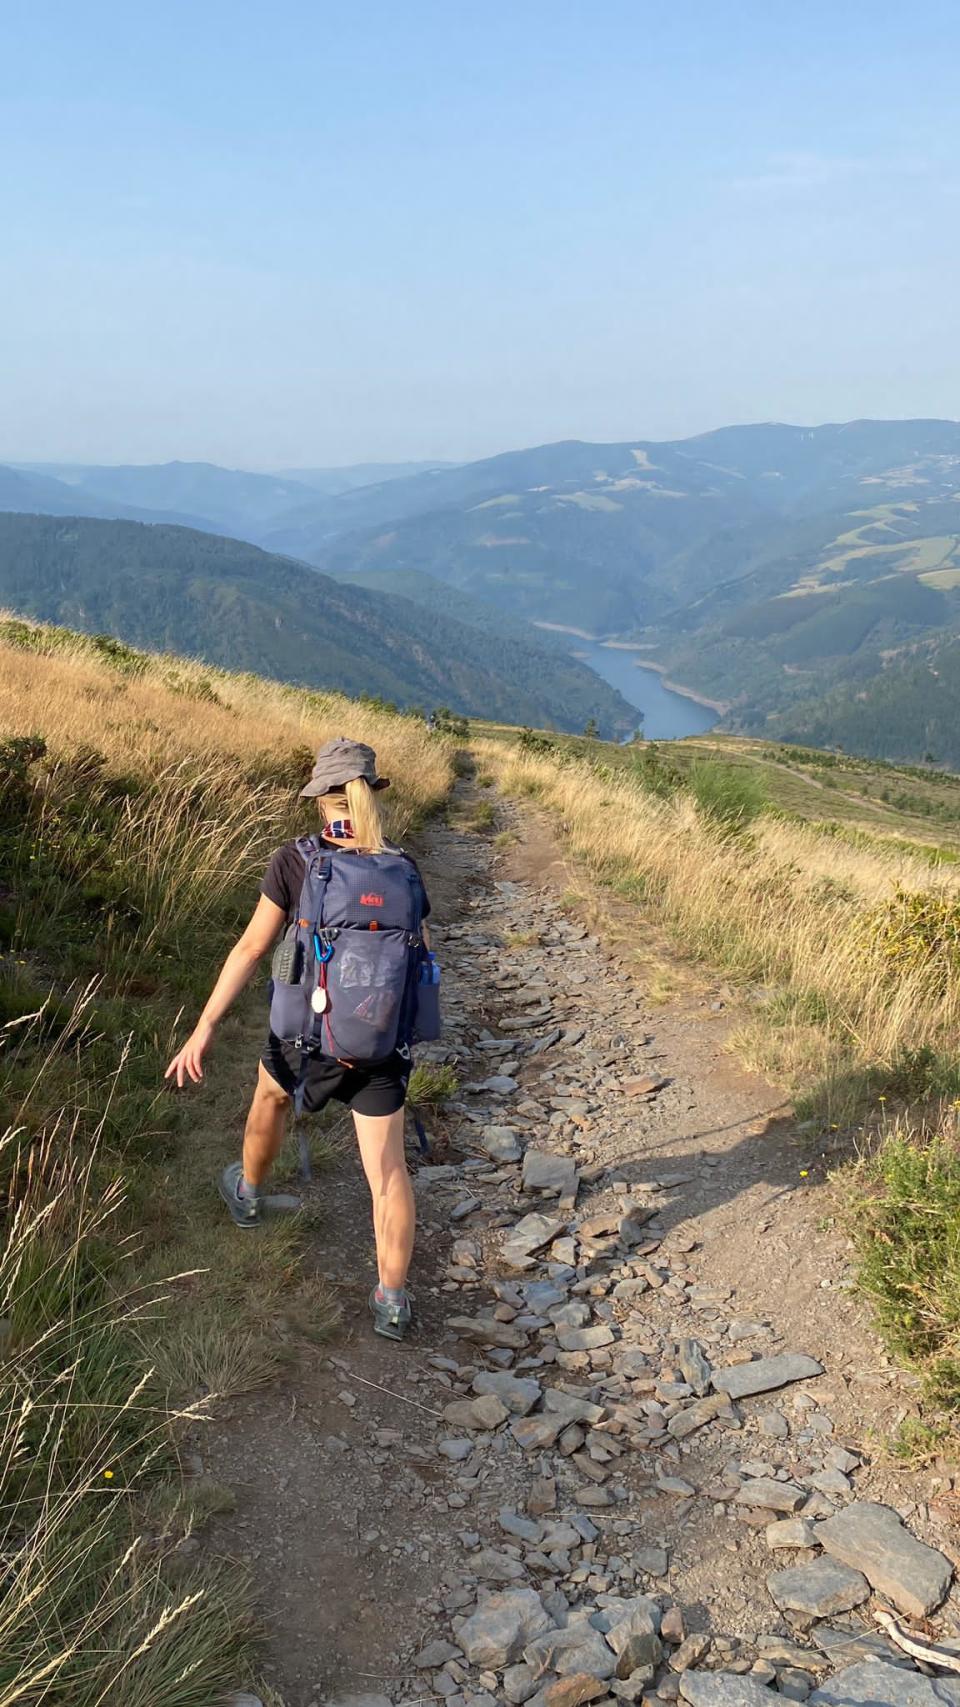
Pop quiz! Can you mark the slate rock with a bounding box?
[473,1547,528,1581]
[414,1641,463,1668]
[667,1393,730,1438]
[456,1588,555,1666]
[767,1558,870,1618]
[512,1414,565,1451]
[766,1518,818,1550]
[814,1625,912,1669]
[619,1209,657,1248]
[809,1660,960,1705]
[527,1476,557,1515]
[543,1676,609,1707]
[678,1339,713,1397]
[448,1315,529,1350]
[504,1663,541,1705]
[444,1394,510,1431]
[680,1676,782,1704]
[526,1621,616,1680]
[712,1354,823,1400]
[622,1075,668,1098]
[542,1388,606,1426]
[503,1214,567,1258]
[556,1324,616,1352]
[523,1151,579,1195]
[500,1508,544,1544]
[818,1500,954,1618]
[607,1605,663,1678]
[437,1437,475,1463]
[473,1372,543,1415]
[670,1635,711,1673]
[735,1478,806,1513]
[550,1298,592,1329]
[484,1126,524,1163]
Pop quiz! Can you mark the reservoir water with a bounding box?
[570,638,718,740]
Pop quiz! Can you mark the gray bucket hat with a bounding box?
[299,736,390,799]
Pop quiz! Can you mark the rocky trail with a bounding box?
[206,789,960,1707]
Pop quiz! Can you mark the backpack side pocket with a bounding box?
[269,931,308,1040]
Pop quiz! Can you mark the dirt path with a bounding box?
[202,786,960,1707]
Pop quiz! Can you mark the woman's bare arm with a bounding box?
[165,893,285,1087]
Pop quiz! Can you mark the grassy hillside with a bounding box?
[0,618,454,1702]
[0,511,638,737]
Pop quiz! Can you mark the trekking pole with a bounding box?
[294,1074,312,1182]
[411,1104,430,1158]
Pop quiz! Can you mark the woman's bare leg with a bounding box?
[353,1107,415,1290]
[242,1062,290,1187]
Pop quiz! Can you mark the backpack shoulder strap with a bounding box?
[293,835,332,924]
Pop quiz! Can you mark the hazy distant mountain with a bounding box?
[0,462,211,530]
[16,460,319,537]
[0,512,638,736]
[275,460,456,496]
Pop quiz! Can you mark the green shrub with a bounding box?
[517,728,556,756]
[859,884,960,994]
[628,741,683,801]
[850,1128,960,1406]
[688,760,768,832]
[407,1062,458,1105]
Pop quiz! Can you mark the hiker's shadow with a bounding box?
[596,1099,838,1247]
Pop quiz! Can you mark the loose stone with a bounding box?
[677,1339,712,1397]
[765,1518,818,1550]
[483,1126,524,1163]
[679,1676,782,1704]
[766,1559,871,1619]
[455,1589,555,1667]
[734,1478,806,1514]
[543,1676,609,1707]
[809,1661,960,1705]
[443,1395,511,1431]
[712,1355,823,1400]
[818,1500,954,1619]
[448,1315,530,1350]
[473,1372,543,1415]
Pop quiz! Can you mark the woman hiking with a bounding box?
[166,737,431,1342]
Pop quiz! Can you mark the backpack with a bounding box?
[269,835,427,1062]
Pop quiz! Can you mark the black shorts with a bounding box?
[260,1034,411,1117]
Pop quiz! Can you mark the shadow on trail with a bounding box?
[599,1102,832,1248]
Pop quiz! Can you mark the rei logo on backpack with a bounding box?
[269,836,432,1061]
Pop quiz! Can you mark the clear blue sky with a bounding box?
[2,1,958,467]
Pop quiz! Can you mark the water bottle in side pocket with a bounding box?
[413,950,442,1042]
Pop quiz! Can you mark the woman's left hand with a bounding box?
[165,1019,215,1087]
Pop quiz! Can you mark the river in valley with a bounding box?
[568,636,719,740]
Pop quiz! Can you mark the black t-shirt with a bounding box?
[261,839,431,930]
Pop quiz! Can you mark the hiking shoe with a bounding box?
[218,1162,263,1229]
[369,1288,413,1342]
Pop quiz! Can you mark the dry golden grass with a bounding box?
[0,620,456,1703]
[479,740,960,1119]
[0,622,451,839]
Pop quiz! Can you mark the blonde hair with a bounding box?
[320,777,385,853]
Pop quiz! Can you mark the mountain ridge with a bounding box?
[8,418,960,762]
[0,511,638,737]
